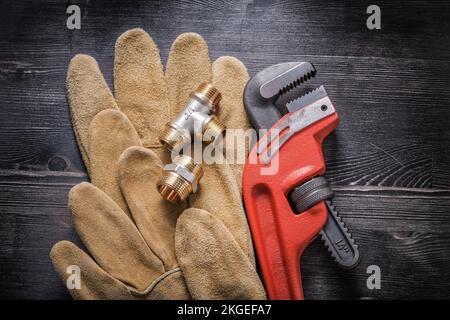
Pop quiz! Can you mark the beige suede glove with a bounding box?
[50,29,266,300]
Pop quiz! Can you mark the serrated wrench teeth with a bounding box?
[259,62,317,98]
[287,85,328,113]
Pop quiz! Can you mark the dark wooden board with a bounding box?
[304,186,450,299]
[0,0,449,299]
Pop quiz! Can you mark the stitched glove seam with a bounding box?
[127,267,182,296]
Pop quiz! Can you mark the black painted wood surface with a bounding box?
[0,0,449,299]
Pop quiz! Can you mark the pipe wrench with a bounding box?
[242,62,360,300]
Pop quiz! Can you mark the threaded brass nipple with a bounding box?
[157,155,203,203]
[202,116,226,143]
[160,124,186,151]
[195,83,222,110]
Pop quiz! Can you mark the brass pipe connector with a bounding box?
[157,155,203,203]
[159,83,225,151]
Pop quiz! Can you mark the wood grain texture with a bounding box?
[303,186,450,299]
[0,0,449,299]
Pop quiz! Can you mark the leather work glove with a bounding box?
[50,29,266,300]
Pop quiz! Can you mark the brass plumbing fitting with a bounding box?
[159,83,225,151]
[157,155,203,203]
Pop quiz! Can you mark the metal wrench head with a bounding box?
[243,62,317,130]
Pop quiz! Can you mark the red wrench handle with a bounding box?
[243,111,338,300]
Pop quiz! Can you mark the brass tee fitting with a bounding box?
[157,155,203,203]
[159,83,225,151]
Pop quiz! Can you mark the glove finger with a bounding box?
[69,182,165,291]
[67,54,119,171]
[118,146,186,271]
[165,33,212,116]
[175,208,266,300]
[212,56,252,189]
[212,56,250,130]
[88,109,142,218]
[114,28,169,148]
[50,240,133,299]
[190,164,255,266]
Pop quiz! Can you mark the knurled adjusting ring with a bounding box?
[288,176,334,213]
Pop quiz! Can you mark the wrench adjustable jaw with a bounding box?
[243,62,359,300]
